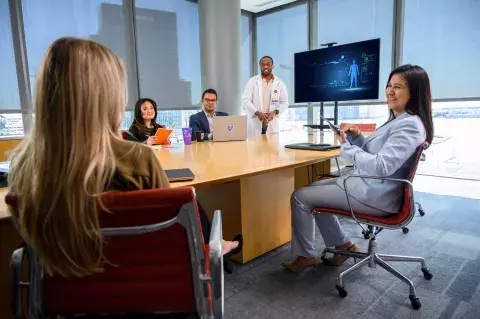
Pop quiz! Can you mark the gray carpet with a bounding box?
[224,192,480,318]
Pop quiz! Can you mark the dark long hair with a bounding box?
[133,98,159,135]
[386,64,434,143]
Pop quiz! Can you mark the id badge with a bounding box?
[271,89,280,106]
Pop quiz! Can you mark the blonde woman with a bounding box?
[7,37,241,282]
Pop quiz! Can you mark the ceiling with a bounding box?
[241,0,298,13]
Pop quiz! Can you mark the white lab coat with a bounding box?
[242,74,289,136]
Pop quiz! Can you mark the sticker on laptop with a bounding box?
[227,125,234,132]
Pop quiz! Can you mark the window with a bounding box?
[279,107,308,133]
[0,1,21,110]
[135,0,201,108]
[416,101,480,180]
[120,111,134,130]
[22,0,138,109]
[317,0,394,101]
[241,13,251,87]
[0,114,24,137]
[313,104,389,127]
[403,0,480,99]
[256,4,308,105]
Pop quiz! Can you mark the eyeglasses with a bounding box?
[203,99,217,103]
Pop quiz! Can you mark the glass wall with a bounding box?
[22,0,138,109]
[241,13,252,88]
[256,3,308,105]
[0,1,21,111]
[317,0,394,101]
[135,0,201,108]
[403,0,480,99]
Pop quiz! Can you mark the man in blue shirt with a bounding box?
[189,89,228,140]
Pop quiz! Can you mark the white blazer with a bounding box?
[338,112,426,213]
[242,74,289,136]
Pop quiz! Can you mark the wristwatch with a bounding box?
[274,109,279,115]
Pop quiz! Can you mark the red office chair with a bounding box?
[312,141,432,310]
[8,187,224,319]
[327,123,425,235]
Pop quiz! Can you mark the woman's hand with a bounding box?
[338,131,348,144]
[342,124,361,139]
[146,136,157,146]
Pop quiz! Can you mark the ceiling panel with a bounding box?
[241,0,298,13]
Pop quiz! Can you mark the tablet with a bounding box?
[320,115,353,144]
[320,115,341,136]
[155,128,173,145]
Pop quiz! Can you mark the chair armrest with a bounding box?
[101,216,179,236]
[209,210,224,319]
[341,175,414,230]
[10,245,27,319]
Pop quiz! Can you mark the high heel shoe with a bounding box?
[281,256,321,274]
[323,243,361,266]
[224,234,243,258]
[223,234,243,274]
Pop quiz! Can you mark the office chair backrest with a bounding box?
[7,187,213,317]
[397,140,429,223]
[340,123,377,132]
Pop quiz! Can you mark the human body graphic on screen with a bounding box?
[348,60,360,88]
[294,39,380,102]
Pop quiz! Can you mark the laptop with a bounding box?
[212,115,247,142]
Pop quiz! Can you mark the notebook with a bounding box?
[164,168,195,182]
[155,128,173,145]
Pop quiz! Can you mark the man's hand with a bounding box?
[266,111,277,122]
[255,111,268,123]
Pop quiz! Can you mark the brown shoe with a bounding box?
[281,256,321,274]
[324,243,361,266]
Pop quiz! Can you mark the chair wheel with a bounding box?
[409,295,422,310]
[421,268,433,280]
[336,285,348,298]
[419,208,425,216]
[402,227,409,234]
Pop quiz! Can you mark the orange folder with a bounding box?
[155,128,173,145]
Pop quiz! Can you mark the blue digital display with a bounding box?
[294,39,380,102]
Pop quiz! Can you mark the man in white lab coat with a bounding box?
[242,56,289,136]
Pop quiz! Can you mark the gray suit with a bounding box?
[290,112,426,258]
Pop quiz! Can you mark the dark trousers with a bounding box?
[197,201,211,243]
[261,126,268,135]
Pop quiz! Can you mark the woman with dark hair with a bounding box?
[127,98,165,145]
[282,64,434,273]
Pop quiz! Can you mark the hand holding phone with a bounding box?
[320,115,353,144]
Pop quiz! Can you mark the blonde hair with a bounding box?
[9,37,126,277]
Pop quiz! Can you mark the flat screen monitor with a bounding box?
[294,38,380,103]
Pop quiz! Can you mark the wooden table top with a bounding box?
[0,132,340,220]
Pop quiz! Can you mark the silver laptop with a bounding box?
[212,115,247,142]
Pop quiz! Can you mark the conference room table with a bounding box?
[0,132,340,317]
[151,132,340,263]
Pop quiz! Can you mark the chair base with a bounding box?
[321,237,433,310]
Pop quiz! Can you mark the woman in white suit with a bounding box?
[282,65,434,273]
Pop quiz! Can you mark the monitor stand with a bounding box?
[303,42,339,132]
